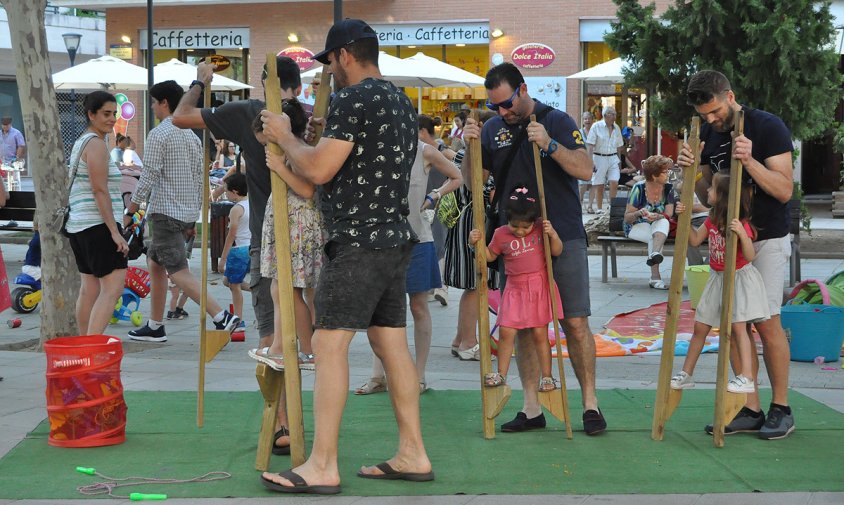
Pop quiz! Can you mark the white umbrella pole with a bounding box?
[418,87,422,114]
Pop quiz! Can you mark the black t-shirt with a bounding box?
[321,78,417,249]
[700,105,793,241]
[201,99,269,250]
[481,100,587,242]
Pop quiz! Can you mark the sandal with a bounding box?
[538,376,557,392]
[271,426,290,455]
[649,279,668,290]
[484,372,506,387]
[419,381,428,395]
[248,347,285,371]
[299,352,315,371]
[646,251,664,266]
[451,345,459,357]
[354,377,387,395]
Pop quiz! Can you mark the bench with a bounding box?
[597,197,801,286]
[0,191,35,231]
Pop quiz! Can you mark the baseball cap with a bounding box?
[312,19,378,64]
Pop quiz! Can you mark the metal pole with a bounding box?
[146,0,154,133]
[69,50,77,141]
[334,0,342,23]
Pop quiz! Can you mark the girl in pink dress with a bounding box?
[469,186,563,392]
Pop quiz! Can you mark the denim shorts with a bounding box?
[405,241,441,294]
[314,240,414,331]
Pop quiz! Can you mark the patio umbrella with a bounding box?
[402,52,485,88]
[153,59,252,91]
[52,55,150,90]
[567,57,629,83]
[300,52,474,88]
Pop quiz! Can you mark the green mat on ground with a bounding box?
[1,389,842,498]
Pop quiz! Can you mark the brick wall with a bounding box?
[106,0,673,154]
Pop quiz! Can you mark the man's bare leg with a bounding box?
[261,328,354,488]
[359,325,432,476]
[560,316,598,411]
[750,316,790,408]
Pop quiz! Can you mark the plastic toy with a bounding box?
[112,266,150,327]
[11,272,41,313]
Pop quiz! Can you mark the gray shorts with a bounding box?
[500,238,591,319]
[148,214,191,274]
[250,245,274,338]
[314,241,413,331]
[752,235,791,316]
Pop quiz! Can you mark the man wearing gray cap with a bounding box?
[259,18,433,495]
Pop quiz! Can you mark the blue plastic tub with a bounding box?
[781,304,844,362]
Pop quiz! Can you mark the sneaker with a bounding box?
[727,374,755,394]
[758,405,795,440]
[214,310,240,333]
[705,406,765,435]
[583,409,607,436]
[501,412,546,433]
[166,310,177,320]
[236,320,247,330]
[128,324,167,342]
[433,287,448,306]
[175,307,189,319]
[0,220,18,229]
[670,371,695,390]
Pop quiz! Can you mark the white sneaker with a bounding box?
[727,374,755,394]
[670,371,695,390]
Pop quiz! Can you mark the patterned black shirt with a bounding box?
[322,78,417,248]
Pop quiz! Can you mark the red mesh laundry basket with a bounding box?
[125,266,150,298]
[44,335,127,448]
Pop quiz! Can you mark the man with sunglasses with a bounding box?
[463,62,607,436]
[677,69,795,440]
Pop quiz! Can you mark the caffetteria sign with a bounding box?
[370,22,489,46]
[511,43,555,69]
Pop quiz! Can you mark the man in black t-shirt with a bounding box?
[258,19,432,494]
[463,63,607,436]
[678,69,795,440]
[172,55,303,457]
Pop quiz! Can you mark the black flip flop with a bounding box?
[357,461,435,481]
[260,469,341,495]
[271,427,290,456]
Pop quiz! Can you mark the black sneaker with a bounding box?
[214,310,240,333]
[758,405,795,440]
[583,408,607,435]
[705,406,765,435]
[501,412,546,433]
[128,324,167,342]
[175,307,189,319]
[166,310,177,320]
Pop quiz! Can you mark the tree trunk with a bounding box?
[2,0,80,345]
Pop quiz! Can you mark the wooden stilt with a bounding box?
[198,84,229,427]
[530,114,572,439]
[651,118,701,440]
[713,111,745,448]
[469,112,507,438]
[254,364,285,471]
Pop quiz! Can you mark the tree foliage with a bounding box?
[607,0,842,140]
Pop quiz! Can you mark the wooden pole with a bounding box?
[264,54,306,465]
[469,111,510,438]
[530,114,572,439]
[197,85,212,428]
[309,67,332,145]
[712,110,747,447]
[651,117,700,440]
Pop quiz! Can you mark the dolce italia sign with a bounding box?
[370,22,489,46]
[511,43,556,69]
[140,28,250,49]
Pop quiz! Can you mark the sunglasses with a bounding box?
[486,84,522,112]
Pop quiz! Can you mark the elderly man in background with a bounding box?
[0,116,25,228]
[585,106,624,213]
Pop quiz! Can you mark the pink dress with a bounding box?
[488,223,563,329]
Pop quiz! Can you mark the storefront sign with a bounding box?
[278,47,316,71]
[109,44,133,60]
[370,22,489,46]
[524,76,567,112]
[206,54,231,72]
[139,28,249,49]
[511,43,555,69]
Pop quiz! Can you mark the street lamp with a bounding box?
[62,33,82,141]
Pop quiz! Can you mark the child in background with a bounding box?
[22,216,41,280]
[469,185,563,391]
[672,172,769,394]
[166,225,194,320]
[248,98,326,371]
[220,172,250,330]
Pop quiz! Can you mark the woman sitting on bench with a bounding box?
[623,155,676,290]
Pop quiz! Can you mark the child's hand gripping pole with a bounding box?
[529,114,572,439]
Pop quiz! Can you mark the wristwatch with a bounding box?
[545,139,559,155]
[190,80,206,91]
